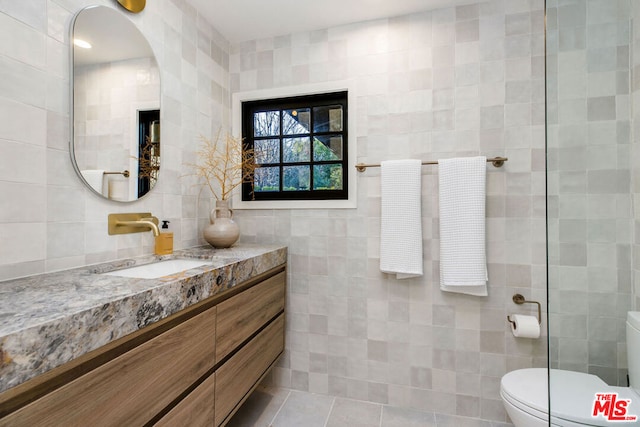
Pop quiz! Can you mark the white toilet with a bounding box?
[500,311,640,426]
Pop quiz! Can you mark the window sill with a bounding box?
[231,196,356,210]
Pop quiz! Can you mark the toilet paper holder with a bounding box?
[507,294,541,326]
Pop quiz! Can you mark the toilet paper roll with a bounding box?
[510,314,540,338]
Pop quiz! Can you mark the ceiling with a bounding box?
[186,0,481,44]
[73,6,153,66]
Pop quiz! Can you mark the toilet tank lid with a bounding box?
[628,311,640,330]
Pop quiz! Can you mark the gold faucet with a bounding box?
[108,213,160,237]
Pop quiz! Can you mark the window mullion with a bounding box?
[309,111,315,193]
[279,110,284,192]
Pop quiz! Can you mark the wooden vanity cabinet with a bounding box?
[0,265,286,427]
[157,270,286,427]
[0,308,217,427]
[216,271,286,363]
[154,374,217,427]
[215,315,284,426]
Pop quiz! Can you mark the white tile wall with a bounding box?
[0,0,588,424]
[231,0,546,422]
[0,0,229,280]
[547,0,635,387]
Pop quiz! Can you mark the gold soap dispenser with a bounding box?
[154,220,173,255]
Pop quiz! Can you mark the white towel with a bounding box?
[108,180,128,201]
[380,159,423,279]
[438,156,488,296]
[81,169,106,196]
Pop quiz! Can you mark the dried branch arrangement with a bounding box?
[185,129,257,200]
[137,136,160,181]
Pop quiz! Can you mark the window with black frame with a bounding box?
[241,91,348,201]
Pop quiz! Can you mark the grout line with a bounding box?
[323,396,337,427]
[267,389,291,426]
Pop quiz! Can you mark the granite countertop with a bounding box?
[0,244,287,394]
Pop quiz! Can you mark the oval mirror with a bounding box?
[70,5,160,202]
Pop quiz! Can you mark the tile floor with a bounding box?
[226,386,515,427]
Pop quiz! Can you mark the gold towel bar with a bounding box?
[104,170,130,178]
[355,156,508,172]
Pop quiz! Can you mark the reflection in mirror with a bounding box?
[71,5,160,202]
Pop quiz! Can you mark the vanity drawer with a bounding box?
[215,271,285,363]
[214,314,284,426]
[154,374,215,427]
[0,307,216,427]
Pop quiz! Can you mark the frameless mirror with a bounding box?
[70,5,160,202]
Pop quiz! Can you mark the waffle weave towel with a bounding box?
[438,156,488,296]
[379,159,423,279]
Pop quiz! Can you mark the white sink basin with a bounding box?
[103,259,210,279]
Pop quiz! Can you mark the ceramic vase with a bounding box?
[203,200,239,248]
